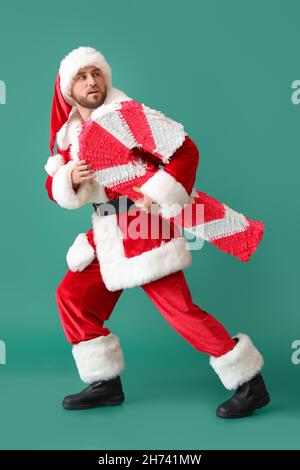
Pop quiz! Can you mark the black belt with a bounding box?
[93,197,135,216]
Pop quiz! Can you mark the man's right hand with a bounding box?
[71,160,94,190]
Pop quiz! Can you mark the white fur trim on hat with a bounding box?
[44,153,65,177]
[72,333,125,384]
[59,46,112,105]
[66,233,95,272]
[209,333,264,390]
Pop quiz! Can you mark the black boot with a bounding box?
[62,375,125,410]
[216,373,270,419]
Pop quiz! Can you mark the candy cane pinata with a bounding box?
[78,100,264,262]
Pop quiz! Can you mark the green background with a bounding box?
[0,0,299,450]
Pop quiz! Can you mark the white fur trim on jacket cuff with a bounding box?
[139,169,190,218]
[87,180,110,204]
[209,333,264,390]
[44,154,65,177]
[51,160,92,209]
[66,233,95,272]
[72,334,125,384]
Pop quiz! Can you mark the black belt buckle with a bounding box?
[93,196,135,216]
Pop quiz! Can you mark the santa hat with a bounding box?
[49,46,112,157]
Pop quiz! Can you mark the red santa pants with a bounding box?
[55,258,236,358]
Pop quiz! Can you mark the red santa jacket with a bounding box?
[44,97,199,291]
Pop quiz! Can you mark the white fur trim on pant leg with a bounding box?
[209,333,264,390]
[72,334,125,384]
[140,169,189,218]
[66,233,95,272]
[52,160,92,209]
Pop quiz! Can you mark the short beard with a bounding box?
[71,87,107,109]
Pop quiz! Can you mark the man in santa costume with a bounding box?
[44,46,270,418]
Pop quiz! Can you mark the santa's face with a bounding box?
[70,66,107,109]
